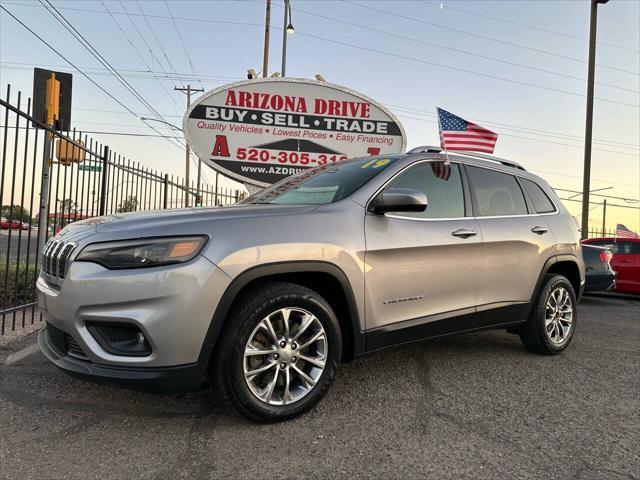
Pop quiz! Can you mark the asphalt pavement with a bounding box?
[0,294,638,480]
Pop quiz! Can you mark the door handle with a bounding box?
[531,225,549,235]
[451,228,477,238]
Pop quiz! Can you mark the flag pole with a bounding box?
[437,108,451,165]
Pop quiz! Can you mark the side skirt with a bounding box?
[363,302,529,355]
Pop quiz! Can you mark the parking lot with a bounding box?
[0,294,638,480]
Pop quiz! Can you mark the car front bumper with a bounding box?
[38,324,207,391]
[36,254,232,386]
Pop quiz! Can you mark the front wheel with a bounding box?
[520,274,577,355]
[216,282,342,422]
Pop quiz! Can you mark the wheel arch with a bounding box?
[530,255,583,306]
[197,261,365,372]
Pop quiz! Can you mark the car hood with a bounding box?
[87,204,319,234]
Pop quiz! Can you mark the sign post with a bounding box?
[183,78,406,188]
[36,73,59,255]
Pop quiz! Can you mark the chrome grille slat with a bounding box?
[52,242,64,278]
[42,239,76,281]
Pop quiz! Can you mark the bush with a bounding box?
[0,258,39,309]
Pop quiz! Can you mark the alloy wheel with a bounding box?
[243,307,327,406]
[544,287,573,344]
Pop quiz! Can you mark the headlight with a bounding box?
[76,236,207,270]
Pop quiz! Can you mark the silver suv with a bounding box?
[37,148,584,422]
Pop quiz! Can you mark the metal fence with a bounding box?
[1,85,244,335]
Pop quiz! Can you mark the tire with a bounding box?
[215,282,342,422]
[519,274,577,355]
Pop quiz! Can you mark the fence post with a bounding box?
[163,174,169,209]
[214,172,219,206]
[99,145,109,216]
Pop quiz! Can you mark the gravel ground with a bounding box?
[0,294,638,480]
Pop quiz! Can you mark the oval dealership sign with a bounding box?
[183,78,406,187]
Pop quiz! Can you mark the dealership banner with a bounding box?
[183,78,407,187]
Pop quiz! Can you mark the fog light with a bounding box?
[86,322,152,357]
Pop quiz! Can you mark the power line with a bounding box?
[0,124,183,138]
[0,61,237,81]
[388,105,640,151]
[36,0,185,151]
[554,188,639,203]
[422,0,639,54]
[100,0,180,111]
[291,4,638,94]
[395,112,638,158]
[6,0,637,106]
[118,0,171,76]
[135,0,178,75]
[0,4,183,152]
[163,0,202,89]
[344,1,640,77]
[67,101,639,153]
[294,30,640,109]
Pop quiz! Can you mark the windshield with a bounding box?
[242,156,399,205]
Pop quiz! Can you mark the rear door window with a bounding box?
[466,166,528,216]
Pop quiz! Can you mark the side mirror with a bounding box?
[369,188,428,214]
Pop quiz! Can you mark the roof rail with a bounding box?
[406,146,526,171]
[406,145,443,154]
[451,151,526,171]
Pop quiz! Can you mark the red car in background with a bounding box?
[582,237,640,294]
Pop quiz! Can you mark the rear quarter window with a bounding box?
[520,178,556,214]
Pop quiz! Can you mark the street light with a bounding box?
[139,117,182,131]
[281,0,294,76]
[581,0,609,239]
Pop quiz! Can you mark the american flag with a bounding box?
[438,108,498,154]
[615,223,638,239]
[431,162,451,181]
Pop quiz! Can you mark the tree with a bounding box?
[1,205,32,223]
[59,198,78,215]
[117,196,138,213]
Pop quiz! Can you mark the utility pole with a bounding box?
[175,84,204,207]
[581,0,609,239]
[263,0,271,77]
[602,199,607,236]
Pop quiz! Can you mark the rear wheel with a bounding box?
[520,274,577,355]
[216,282,341,422]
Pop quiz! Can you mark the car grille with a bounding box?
[42,239,76,280]
[46,323,89,361]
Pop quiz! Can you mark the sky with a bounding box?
[1,0,639,231]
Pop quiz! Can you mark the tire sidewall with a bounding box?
[223,286,341,422]
[537,275,577,352]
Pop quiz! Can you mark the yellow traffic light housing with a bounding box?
[45,73,60,127]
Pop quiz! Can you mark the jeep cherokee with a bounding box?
[37,148,584,422]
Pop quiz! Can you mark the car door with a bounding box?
[364,160,483,333]
[465,166,557,312]
[610,241,640,292]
